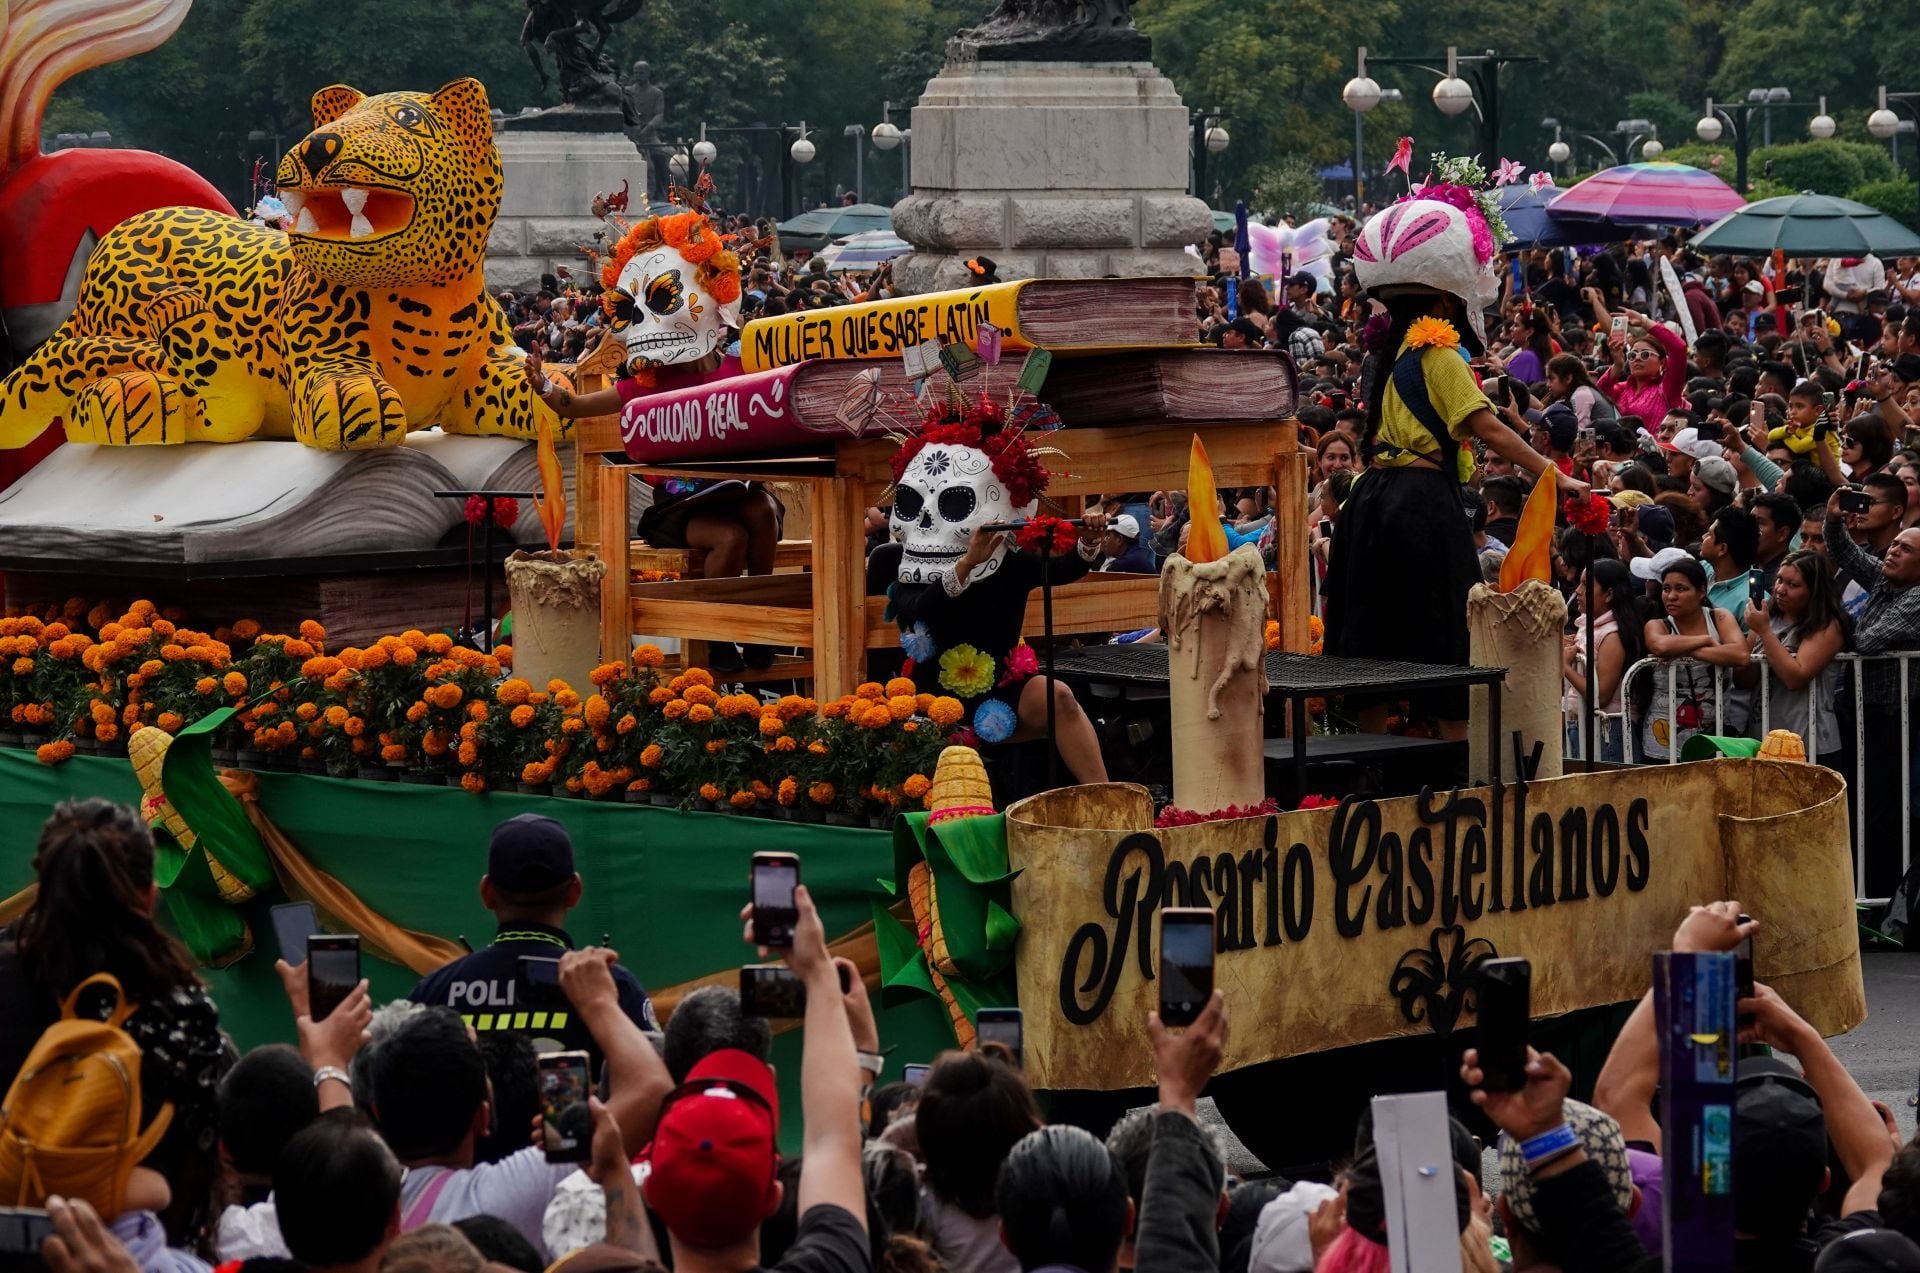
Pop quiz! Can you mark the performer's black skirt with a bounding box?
[1322,465,1478,720]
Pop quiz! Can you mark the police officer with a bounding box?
[407,813,655,1071]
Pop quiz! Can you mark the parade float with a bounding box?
[0,45,1863,1164]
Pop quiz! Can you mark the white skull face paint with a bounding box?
[890,441,1037,587]
[609,246,734,375]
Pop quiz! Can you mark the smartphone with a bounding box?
[0,1208,53,1271]
[306,933,360,1022]
[1695,419,1723,442]
[270,901,319,966]
[537,1051,593,1163]
[1839,488,1874,516]
[976,1007,1024,1068]
[1577,426,1595,446]
[750,852,800,948]
[1474,957,1532,1093]
[1748,568,1767,609]
[739,964,807,1018]
[1823,391,1837,410]
[1157,908,1216,1029]
[903,1063,931,1088]
[1735,913,1756,1026]
[1611,315,1629,336]
[519,955,563,1004]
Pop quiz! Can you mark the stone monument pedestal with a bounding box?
[488,109,645,294]
[891,60,1210,293]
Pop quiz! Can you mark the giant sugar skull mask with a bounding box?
[608,244,736,375]
[891,440,1035,587]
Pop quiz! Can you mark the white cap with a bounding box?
[1661,427,1721,461]
[1629,545,1694,582]
[1110,514,1141,540]
[1249,1181,1342,1273]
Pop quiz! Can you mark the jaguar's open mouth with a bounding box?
[281,185,415,242]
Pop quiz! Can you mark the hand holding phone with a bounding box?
[306,934,360,1022]
[537,1051,593,1163]
[750,853,800,948]
[976,1007,1023,1068]
[271,902,319,966]
[739,964,807,1018]
[1473,957,1532,1092]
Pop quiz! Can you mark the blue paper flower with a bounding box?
[901,622,936,664]
[973,698,1017,744]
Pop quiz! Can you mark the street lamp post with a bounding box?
[1341,50,1404,208]
[1189,107,1227,200]
[843,124,866,202]
[784,121,815,219]
[871,100,908,203]
[1696,89,1824,194]
[1868,86,1920,225]
[1362,46,1543,172]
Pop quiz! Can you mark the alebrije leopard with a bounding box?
[0,78,571,451]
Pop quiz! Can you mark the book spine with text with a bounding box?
[738,282,1032,373]
[619,365,817,464]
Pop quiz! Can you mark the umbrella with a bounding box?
[815,229,913,273]
[1212,208,1268,234]
[1550,163,1745,228]
[775,203,894,250]
[1690,193,1920,258]
[1496,183,1656,249]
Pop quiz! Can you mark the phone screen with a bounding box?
[903,1064,931,1088]
[307,935,360,1022]
[751,854,800,947]
[0,1208,54,1267]
[976,1008,1023,1067]
[538,1051,593,1163]
[519,955,562,1003]
[739,964,807,1018]
[1158,909,1215,1029]
[271,902,319,966]
[1475,958,1532,1092]
[1695,420,1723,441]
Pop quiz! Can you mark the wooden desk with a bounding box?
[575,407,1311,700]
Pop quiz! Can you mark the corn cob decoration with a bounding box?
[132,725,255,903]
[1757,729,1808,762]
[907,862,976,1048]
[928,745,993,825]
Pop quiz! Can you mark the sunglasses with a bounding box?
[1626,349,1661,361]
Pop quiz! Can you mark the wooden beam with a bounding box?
[812,476,865,700]
[1271,420,1311,652]
[837,423,1289,492]
[595,458,632,663]
[631,597,819,646]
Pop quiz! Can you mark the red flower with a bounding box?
[1297,794,1339,809]
[1153,797,1281,828]
[465,495,519,529]
[1563,493,1612,537]
[1015,516,1079,556]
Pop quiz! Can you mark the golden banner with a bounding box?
[1006,760,1864,1091]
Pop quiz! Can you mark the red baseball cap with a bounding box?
[641,1050,780,1249]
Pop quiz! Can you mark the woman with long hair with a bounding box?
[1564,557,1646,762]
[1500,308,1556,385]
[1595,311,1689,424]
[1745,550,1849,757]
[914,1050,1042,1272]
[1327,193,1584,738]
[1640,557,1750,759]
[0,799,230,1253]
[1545,352,1615,429]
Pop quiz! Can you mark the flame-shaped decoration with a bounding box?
[1184,434,1229,565]
[0,0,195,172]
[533,413,565,554]
[1497,461,1558,592]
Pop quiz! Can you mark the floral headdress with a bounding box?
[888,392,1051,508]
[1406,153,1514,267]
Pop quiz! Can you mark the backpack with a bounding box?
[0,973,172,1216]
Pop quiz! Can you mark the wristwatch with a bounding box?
[313,1065,352,1093]
[856,1050,885,1077]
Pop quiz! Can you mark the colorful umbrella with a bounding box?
[815,229,913,273]
[1496,183,1655,248]
[1549,163,1745,228]
[1690,193,1920,258]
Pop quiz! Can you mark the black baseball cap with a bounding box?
[488,813,576,894]
[1815,1229,1920,1272]
[1636,504,1676,546]
[1887,354,1920,384]
[1733,1078,1828,1239]
[1286,271,1317,291]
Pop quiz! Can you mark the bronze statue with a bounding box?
[948,0,1149,62]
[521,0,644,107]
[620,60,673,197]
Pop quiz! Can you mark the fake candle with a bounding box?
[1159,542,1269,814]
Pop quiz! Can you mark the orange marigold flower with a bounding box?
[718,693,757,718]
[160,644,187,662]
[684,685,718,707]
[469,701,489,721]
[705,738,726,754]
[523,762,553,785]
[494,644,513,667]
[888,695,917,721]
[807,740,829,755]
[683,667,714,689]
[360,645,390,669]
[344,717,366,737]
[632,644,666,668]
[776,695,815,721]
[627,778,652,793]
[808,781,836,806]
[774,736,797,752]
[9,657,30,677]
[590,663,623,688]
[562,717,586,734]
[458,741,480,766]
[90,701,115,725]
[856,682,885,700]
[406,701,430,724]
[422,732,450,756]
[324,705,349,727]
[401,630,430,652]
[300,619,327,644]
[861,705,894,729]
[822,700,849,719]
[432,683,464,709]
[662,699,690,721]
[903,774,931,798]
[616,714,638,735]
[462,773,487,792]
[296,703,319,721]
[730,789,757,809]
[391,645,418,666]
[641,743,665,768]
[778,776,800,805]
[885,677,918,698]
[381,743,408,763]
[758,715,784,737]
[687,704,715,725]
[426,632,453,655]
[138,659,164,678]
[699,782,723,803]
[497,679,532,706]
[155,712,184,733]
[927,697,965,727]
[37,741,75,765]
[231,619,261,640]
[585,695,612,729]
[648,686,676,706]
[511,704,536,728]
[195,677,217,695]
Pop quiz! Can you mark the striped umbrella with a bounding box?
[815,229,913,273]
[1549,162,1746,228]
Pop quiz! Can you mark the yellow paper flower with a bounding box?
[937,645,995,698]
[1405,316,1460,351]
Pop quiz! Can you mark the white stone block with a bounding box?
[1139,194,1213,248]
[1010,198,1136,248]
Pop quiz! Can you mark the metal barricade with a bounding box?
[1574,652,1920,906]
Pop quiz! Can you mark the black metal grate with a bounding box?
[1048,644,1506,696]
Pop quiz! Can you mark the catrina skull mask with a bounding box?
[891,440,1036,588]
[608,244,737,375]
